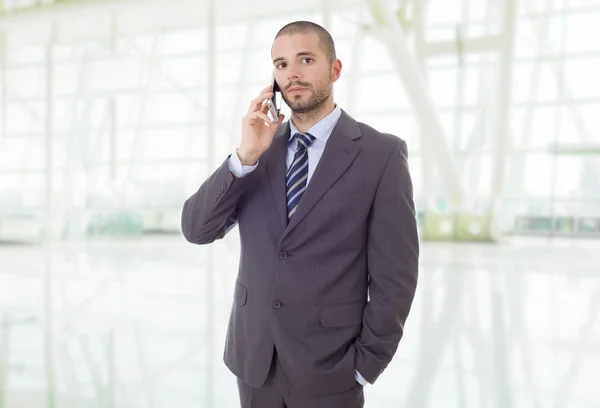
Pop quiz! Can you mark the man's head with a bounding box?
[271,21,342,116]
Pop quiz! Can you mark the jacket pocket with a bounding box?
[234,280,247,306]
[320,301,365,327]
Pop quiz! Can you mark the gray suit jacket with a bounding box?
[181,109,419,396]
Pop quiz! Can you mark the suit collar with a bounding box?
[273,108,361,144]
[288,105,342,144]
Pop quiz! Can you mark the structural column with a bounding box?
[489,0,518,230]
[365,0,466,208]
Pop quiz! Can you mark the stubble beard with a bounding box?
[283,80,332,124]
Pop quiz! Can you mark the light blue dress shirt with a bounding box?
[228,105,368,387]
[229,105,340,180]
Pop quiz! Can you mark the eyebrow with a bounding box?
[273,51,317,64]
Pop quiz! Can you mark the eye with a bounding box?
[276,62,287,69]
[301,57,313,64]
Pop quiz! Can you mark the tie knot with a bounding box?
[294,132,315,150]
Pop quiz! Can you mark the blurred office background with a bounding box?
[0,0,599,406]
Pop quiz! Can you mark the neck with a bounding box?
[291,98,335,133]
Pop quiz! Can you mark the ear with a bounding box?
[330,59,342,83]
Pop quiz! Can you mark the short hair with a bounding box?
[274,21,337,64]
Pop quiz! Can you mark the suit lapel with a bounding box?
[282,110,362,239]
[266,122,291,230]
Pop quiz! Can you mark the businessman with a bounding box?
[181,21,419,408]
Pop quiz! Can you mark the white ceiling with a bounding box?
[1,0,370,47]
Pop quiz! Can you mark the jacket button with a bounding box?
[273,301,282,309]
[279,251,289,260]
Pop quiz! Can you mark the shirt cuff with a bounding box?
[355,370,368,386]
[228,149,259,178]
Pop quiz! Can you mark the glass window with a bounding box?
[565,9,600,53]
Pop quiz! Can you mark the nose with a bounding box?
[287,68,300,82]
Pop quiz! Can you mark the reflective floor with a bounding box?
[0,234,599,407]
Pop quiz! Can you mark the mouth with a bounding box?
[288,87,308,94]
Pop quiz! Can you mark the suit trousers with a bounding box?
[236,348,365,408]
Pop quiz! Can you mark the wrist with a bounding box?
[236,147,259,166]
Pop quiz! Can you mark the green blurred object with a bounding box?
[85,211,144,238]
[555,217,575,233]
[548,143,600,155]
[514,215,600,237]
[515,216,553,232]
[578,218,600,233]
[419,211,495,242]
[0,214,45,244]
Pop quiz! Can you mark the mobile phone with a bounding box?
[266,73,280,122]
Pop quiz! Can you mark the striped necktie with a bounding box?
[286,132,316,220]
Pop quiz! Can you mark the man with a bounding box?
[181,20,419,408]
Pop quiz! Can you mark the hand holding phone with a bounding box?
[237,78,284,165]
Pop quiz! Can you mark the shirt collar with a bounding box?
[288,105,342,144]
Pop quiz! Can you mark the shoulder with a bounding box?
[355,119,408,155]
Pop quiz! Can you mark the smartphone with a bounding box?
[266,73,280,122]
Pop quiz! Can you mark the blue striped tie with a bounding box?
[286,132,316,220]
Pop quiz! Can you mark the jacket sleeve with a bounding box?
[181,155,255,245]
[354,138,420,384]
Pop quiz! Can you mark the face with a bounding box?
[271,32,341,114]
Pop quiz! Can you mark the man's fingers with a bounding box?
[248,111,275,126]
[261,101,270,114]
[247,87,274,114]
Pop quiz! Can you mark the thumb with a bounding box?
[278,114,285,124]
